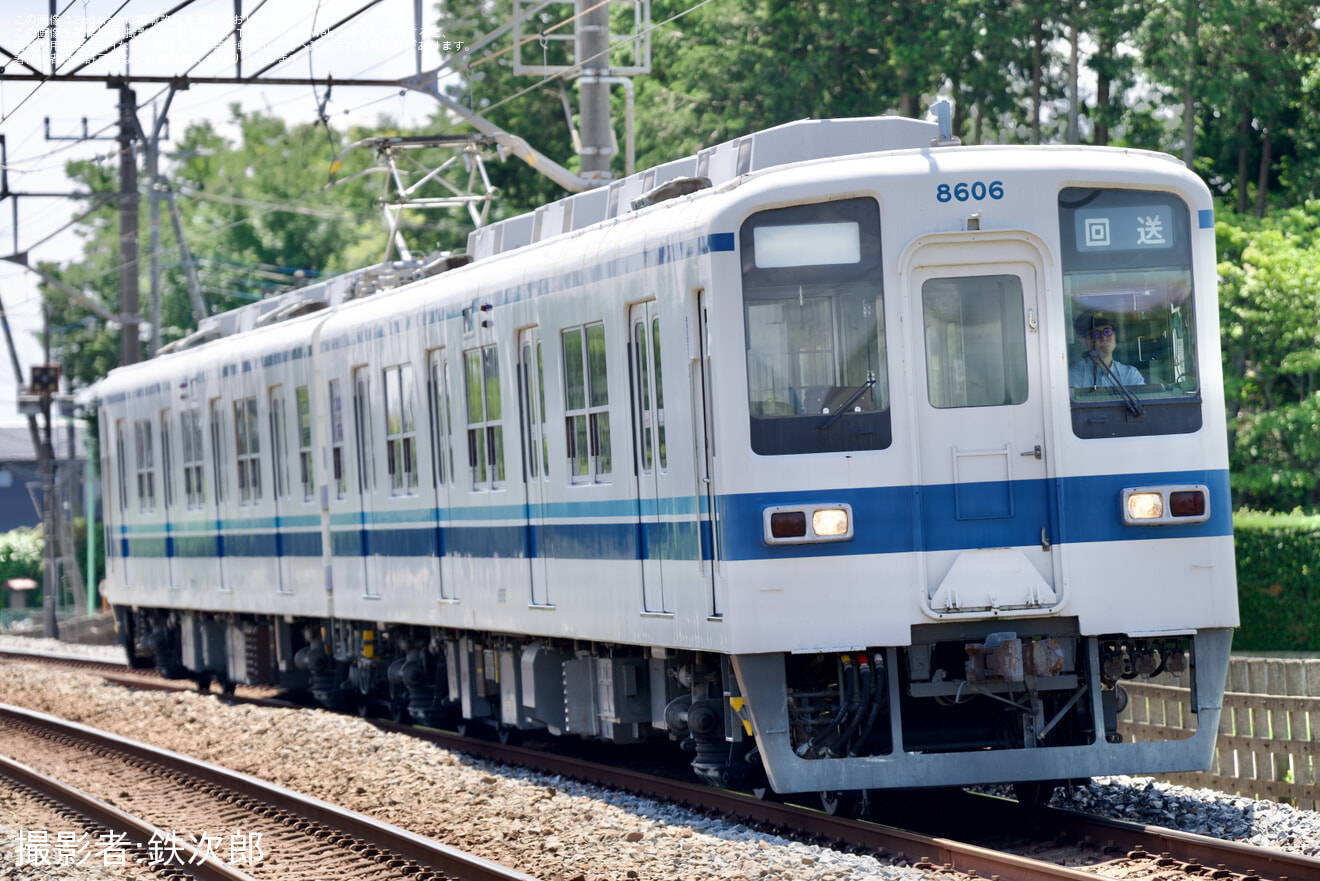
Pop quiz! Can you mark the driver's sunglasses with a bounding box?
[1088,327,1115,340]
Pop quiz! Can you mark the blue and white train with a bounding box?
[99,114,1237,807]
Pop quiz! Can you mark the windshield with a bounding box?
[740,198,891,455]
[1058,188,1201,438]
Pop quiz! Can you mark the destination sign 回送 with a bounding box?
[1074,206,1175,252]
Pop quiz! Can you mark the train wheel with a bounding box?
[751,785,782,802]
[496,724,522,746]
[1012,780,1058,808]
[818,790,859,817]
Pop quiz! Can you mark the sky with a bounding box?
[0,0,461,428]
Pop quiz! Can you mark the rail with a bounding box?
[1119,657,1320,809]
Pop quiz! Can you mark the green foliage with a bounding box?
[46,106,464,389]
[0,527,43,588]
[1233,510,1320,651]
[1218,202,1320,510]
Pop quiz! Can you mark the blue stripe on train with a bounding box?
[113,469,1230,561]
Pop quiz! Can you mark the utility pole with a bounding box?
[115,83,141,367]
[576,0,612,176]
[147,102,162,357]
[39,306,58,638]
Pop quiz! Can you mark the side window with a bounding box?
[134,418,155,513]
[115,419,129,513]
[296,386,315,502]
[632,316,669,473]
[921,275,1028,408]
[537,341,550,476]
[269,387,289,500]
[353,367,376,494]
[329,379,347,499]
[652,318,667,469]
[383,364,419,495]
[519,335,548,481]
[427,350,454,487]
[234,397,262,505]
[180,409,205,509]
[209,399,227,504]
[562,323,612,483]
[159,409,174,510]
[465,346,505,490]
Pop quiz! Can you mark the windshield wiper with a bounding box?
[818,377,876,430]
[1088,351,1145,416]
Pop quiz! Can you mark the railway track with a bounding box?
[4,647,1318,881]
[0,703,539,881]
[387,721,1315,881]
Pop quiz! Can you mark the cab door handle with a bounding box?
[1021,445,1042,459]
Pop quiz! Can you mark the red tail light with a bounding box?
[769,511,807,538]
[1169,490,1206,517]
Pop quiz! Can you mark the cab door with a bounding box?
[905,237,1061,615]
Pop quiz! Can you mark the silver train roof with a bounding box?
[187,115,939,347]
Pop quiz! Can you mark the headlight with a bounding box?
[812,508,849,536]
[763,503,854,545]
[1126,492,1164,520]
[1121,486,1210,525]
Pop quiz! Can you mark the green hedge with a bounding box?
[1233,510,1320,652]
[0,526,43,587]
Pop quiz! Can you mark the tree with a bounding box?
[1217,202,1320,509]
[45,107,437,389]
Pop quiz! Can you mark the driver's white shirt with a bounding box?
[1069,357,1145,389]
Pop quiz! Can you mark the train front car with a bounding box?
[711,132,1236,802]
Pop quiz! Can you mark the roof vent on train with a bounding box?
[344,252,473,301]
[254,298,329,327]
[630,176,712,211]
[158,325,225,356]
[468,115,939,261]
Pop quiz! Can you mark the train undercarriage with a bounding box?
[115,606,1204,810]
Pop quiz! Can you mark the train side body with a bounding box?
[98,116,1236,798]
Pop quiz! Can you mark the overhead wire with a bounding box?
[63,0,207,76]
[14,0,727,315]
[462,0,722,118]
[2,0,81,74]
[0,0,138,125]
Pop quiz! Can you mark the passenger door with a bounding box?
[517,331,551,606]
[694,288,721,616]
[159,409,177,589]
[351,367,377,598]
[268,387,291,594]
[208,399,229,592]
[427,350,458,601]
[629,302,667,613]
[906,238,1060,615]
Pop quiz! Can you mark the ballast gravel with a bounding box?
[1,635,1318,880]
[0,656,929,881]
[1051,776,1320,857]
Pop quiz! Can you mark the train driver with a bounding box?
[1069,311,1145,390]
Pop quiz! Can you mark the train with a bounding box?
[97,111,1238,810]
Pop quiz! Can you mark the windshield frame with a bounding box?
[1058,187,1203,439]
[739,197,892,456]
